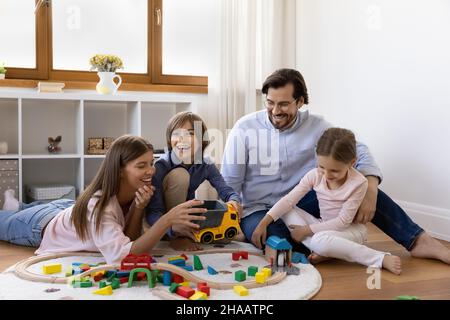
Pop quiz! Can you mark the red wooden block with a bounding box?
[197,282,207,288]
[198,284,210,296]
[232,252,240,261]
[180,254,188,261]
[94,274,104,282]
[176,286,195,299]
[80,265,90,272]
[137,272,147,281]
[119,277,129,284]
[239,251,248,260]
[173,274,184,283]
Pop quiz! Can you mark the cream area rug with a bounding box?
[0,241,322,300]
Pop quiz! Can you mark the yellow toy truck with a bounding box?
[192,200,241,244]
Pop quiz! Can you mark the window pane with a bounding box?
[52,0,147,73]
[162,0,217,76]
[0,0,36,68]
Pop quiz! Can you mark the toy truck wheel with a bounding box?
[200,232,214,244]
[225,227,237,240]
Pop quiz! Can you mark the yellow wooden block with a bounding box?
[255,272,266,284]
[180,281,190,287]
[42,263,62,274]
[233,285,249,296]
[189,290,207,300]
[93,271,106,277]
[262,267,272,278]
[65,268,72,277]
[92,285,113,295]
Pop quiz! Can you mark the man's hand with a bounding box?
[288,225,312,243]
[354,176,379,224]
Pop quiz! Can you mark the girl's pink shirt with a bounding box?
[35,191,133,264]
[268,167,368,233]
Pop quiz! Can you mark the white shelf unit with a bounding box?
[0,88,203,202]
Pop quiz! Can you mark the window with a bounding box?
[0,0,207,90]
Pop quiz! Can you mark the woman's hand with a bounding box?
[289,224,313,243]
[227,200,243,218]
[164,199,207,229]
[134,185,155,210]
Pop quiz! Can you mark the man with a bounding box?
[221,68,450,264]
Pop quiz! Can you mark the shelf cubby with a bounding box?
[0,98,19,155]
[21,99,82,156]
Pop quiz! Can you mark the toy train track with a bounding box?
[13,249,287,290]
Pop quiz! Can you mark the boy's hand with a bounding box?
[289,225,313,243]
[134,185,155,210]
[227,200,243,218]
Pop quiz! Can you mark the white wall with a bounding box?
[298,0,450,239]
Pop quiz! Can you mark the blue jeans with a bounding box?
[0,199,74,247]
[240,189,424,251]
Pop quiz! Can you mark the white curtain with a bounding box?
[203,0,299,137]
[196,0,299,199]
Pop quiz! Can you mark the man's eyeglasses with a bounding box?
[264,99,298,109]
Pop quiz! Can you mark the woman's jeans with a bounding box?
[0,199,74,247]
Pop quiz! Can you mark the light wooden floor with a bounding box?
[1,223,449,300]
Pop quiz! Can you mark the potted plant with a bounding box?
[89,54,124,94]
[0,62,6,80]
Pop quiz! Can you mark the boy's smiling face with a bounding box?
[170,121,201,164]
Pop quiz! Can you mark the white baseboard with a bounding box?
[396,200,450,242]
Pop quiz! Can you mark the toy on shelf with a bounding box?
[87,137,115,155]
[47,136,62,154]
[264,236,300,276]
[192,200,242,244]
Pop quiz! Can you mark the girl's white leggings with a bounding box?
[281,208,388,268]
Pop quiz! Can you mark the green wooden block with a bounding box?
[193,255,203,271]
[396,295,420,300]
[73,280,93,288]
[169,282,181,293]
[248,266,258,277]
[111,278,120,290]
[235,270,246,282]
[99,280,107,288]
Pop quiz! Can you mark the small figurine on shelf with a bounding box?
[47,136,62,153]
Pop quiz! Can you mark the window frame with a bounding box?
[3,0,207,90]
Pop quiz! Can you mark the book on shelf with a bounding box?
[37,82,65,93]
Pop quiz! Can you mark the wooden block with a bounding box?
[234,270,246,282]
[233,285,249,296]
[262,267,272,278]
[255,272,266,284]
[248,266,258,277]
[92,285,113,295]
[189,290,207,300]
[176,286,195,299]
[42,263,62,274]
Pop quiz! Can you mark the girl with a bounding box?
[146,111,242,251]
[252,128,402,275]
[0,135,207,264]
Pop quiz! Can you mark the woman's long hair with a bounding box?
[71,135,153,241]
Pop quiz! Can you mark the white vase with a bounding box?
[96,72,122,94]
[0,142,8,154]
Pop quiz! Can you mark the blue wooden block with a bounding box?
[163,271,172,286]
[207,266,218,275]
[117,271,131,277]
[181,265,193,272]
[168,259,186,267]
[292,252,309,264]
